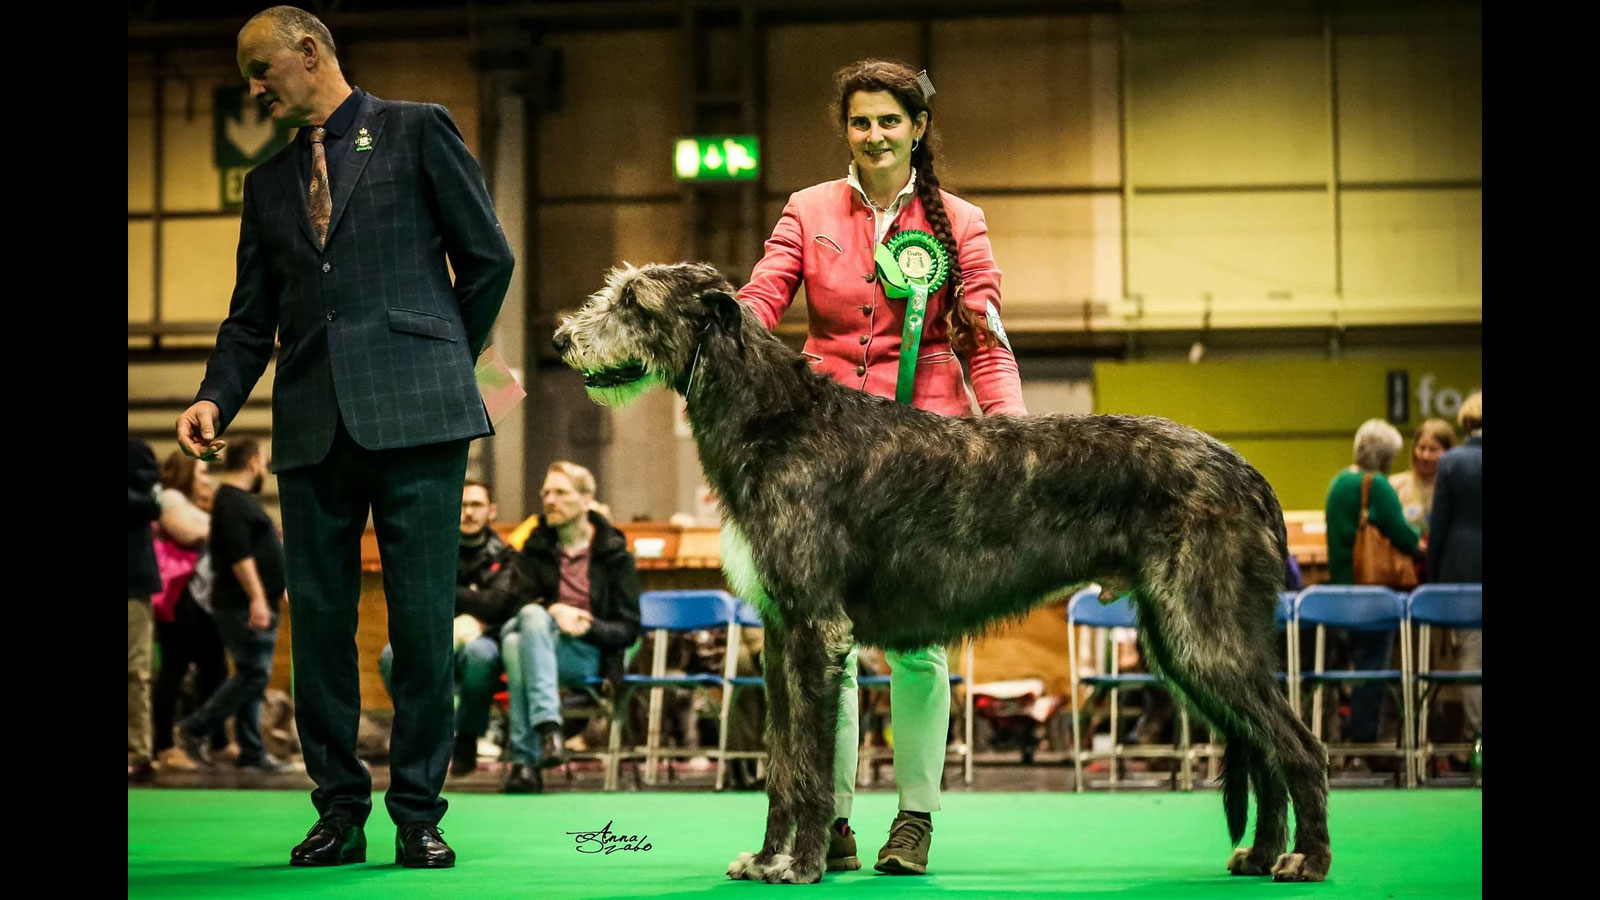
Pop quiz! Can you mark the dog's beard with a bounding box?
[584,369,666,407]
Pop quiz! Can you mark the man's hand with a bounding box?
[249,599,273,630]
[177,401,226,460]
[548,603,593,637]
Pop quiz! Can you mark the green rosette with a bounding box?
[871,230,950,405]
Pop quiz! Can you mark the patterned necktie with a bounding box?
[307,126,331,247]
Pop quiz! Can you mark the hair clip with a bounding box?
[915,70,936,100]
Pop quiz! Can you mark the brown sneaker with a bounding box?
[827,821,862,872]
[875,812,932,875]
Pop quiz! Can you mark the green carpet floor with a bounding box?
[129,789,1481,900]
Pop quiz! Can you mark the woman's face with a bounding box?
[846,91,926,182]
[1412,435,1446,479]
[192,460,216,511]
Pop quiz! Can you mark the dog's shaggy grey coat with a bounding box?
[554,262,1332,885]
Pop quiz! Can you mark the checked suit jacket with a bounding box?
[197,91,515,471]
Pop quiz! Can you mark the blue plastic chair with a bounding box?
[1066,587,1195,791]
[605,590,738,790]
[1407,584,1482,785]
[1292,585,1414,787]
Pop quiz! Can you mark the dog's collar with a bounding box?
[682,321,716,400]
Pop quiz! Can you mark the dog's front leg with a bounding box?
[728,624,795,881]
[760,618,848,885]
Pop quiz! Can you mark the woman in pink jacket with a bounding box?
[739,58,1027,877]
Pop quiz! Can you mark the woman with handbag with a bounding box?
[1322,419,1424,771]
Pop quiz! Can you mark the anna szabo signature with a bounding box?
[566,820,653,855]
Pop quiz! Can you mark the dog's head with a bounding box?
[553,262,742,407]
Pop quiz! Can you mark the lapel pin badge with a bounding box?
[355,127,373,152]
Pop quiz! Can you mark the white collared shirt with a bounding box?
[847,162,918,245]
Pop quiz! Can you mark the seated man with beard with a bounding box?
[500,461,641,793]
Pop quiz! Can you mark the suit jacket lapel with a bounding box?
[273,143,320,251]
[324,94,386,249]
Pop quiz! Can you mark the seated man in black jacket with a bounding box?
[380,479,530,775]
[501,461,640,793]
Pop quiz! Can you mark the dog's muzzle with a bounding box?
[582,362,649,388]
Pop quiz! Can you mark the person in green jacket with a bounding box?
[1322,419,1423,770]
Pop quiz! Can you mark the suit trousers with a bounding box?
[277,419,469,827]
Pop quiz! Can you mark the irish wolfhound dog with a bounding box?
[553,262,1331,885]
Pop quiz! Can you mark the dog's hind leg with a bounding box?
[760,617,851,885]
[728,624,797,881]
[1269,711,1332,882]
[1133,580,1298,877]
[1138,607,1286,873]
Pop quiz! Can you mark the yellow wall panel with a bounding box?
[161,218,243,322]
[161,78,226,212]
[537,204,684,322]
[1340,188,1481,301]
[1335,10,1481,182]
[932,16,1108,189]
[130,79,155,212]
[1128,192,1334,302]
[765,22,921,192]
[539,31,678,198]
[977,194,1120,318]
[345,39,479,154]
[1130,17,1329,186]
[129,221,155,323]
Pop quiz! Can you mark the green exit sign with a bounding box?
[674,135,760,181]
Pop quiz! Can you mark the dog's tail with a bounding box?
[1220,741,1252,845]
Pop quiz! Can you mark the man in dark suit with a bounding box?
[1428,391,1482,738]
[176,6,514,869]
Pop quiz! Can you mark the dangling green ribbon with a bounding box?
[875,230,949,405]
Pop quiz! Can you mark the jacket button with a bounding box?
[322,262,332,273]
[860,305,871,315]
[859,335,869,345]
[856,364,866,376]
[326,310,338,321]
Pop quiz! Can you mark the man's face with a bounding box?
[541,473,588,528]
[236,20,318,126]
[460,484,495,538]
[249,454,267,495]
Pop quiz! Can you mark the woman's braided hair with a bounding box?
[833,59,998,356]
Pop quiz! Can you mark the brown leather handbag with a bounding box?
[1352,472,1419,589]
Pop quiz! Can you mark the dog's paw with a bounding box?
[727,851,763,880]
[757,853,821,885]
[1226,847,1273,876]
[1271,851,1331,882]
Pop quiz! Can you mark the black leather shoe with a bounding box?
[395,823,455,868]
[537,727,565,769]
[290,816,366,867]
[503,763,543,794]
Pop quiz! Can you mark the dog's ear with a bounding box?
[699,290,744,347]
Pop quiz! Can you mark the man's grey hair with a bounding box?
[242,5,338,59]
[1352,418,1402,472]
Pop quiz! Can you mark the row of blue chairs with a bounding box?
[597,590,973,792]
[1066,584,1482,789]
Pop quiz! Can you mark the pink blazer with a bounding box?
[739,179,1027,417]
